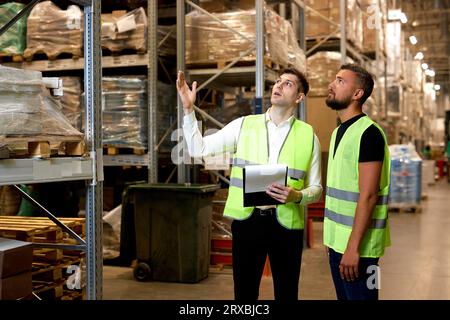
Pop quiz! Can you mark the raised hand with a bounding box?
[176,70,197,114]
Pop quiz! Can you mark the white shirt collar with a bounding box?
[265,108,295,127]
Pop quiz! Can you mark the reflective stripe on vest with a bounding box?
[223,114,314,229]
[326,187,389,205]
[324,208,387,229]
[230,177,244,188]
[323,115,391,257]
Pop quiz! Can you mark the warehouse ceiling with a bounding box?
[399,0,450,90]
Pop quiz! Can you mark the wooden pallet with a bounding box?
[187,56,282,70]
[0,224,61,242]
[33,280,65,300]
[388,204,422,213]
[102,47,146,57]
[33,248,63,263]
[32,263,63,282]
[104,146,146,156]
[0,216,85,243]
[0,135,85,159]
[23,50,82,62]
[60,289,85,300]
[0,53,24,63]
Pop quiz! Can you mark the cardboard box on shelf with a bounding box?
[0,271,32,300]
[306,96,338,152]
[0,238,33,279]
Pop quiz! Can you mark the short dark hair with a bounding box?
[340,64,374,105]
[280,68,309,95]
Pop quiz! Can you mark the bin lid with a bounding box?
[128,183,220,193]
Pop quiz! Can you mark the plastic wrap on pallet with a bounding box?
[185,8,306,74]
[0,65,43,135]
[100,77,176,150]
[307,51,354,96]
[41,94,83,137]
[387,77,402,115]
[386,22,402,78]
[101,8,147,54]
[102,76,147,148]
[24,1,83,60]
[389,144,422,205]
[264,9,306,74]
[60,77,82,130]
[0,65,82,137]
[305,0,363,50]
[0,2,28,55]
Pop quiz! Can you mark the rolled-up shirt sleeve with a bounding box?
[182,110,243,158]
[299,134,323,205]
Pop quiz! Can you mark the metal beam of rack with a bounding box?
[3,54,149,72]
[83,0,103,300]
[177,0,188,184]
[148,0,158,183]
[0,158,93,186]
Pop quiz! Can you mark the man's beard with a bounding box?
[325,95,352,110]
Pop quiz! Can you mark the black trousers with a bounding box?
[231,209,304,301]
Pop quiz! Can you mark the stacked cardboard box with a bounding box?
[0,238,33,300]
[360,0,387,53]
[60,77,82,131]
[101,77,176,150]
[186,8,306,74]
[307,51,354,96]
[101,8,147,54]
[305,0,363,50]
[24,1,83,60]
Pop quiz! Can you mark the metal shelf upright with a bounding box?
[0,0,103,299]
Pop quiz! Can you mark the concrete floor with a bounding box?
[103,179,450,300]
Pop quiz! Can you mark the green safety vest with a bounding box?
[324,115,391,258]
[223,114,314,229]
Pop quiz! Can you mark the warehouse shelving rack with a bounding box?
[304,0,389,120]
[0,0,103,299]
[175,0,308,184]
[3,3,160,174]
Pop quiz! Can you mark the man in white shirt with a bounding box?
[177,68,322,301]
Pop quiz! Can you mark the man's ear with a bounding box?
[295,93,304,104]
[353,89,364,101]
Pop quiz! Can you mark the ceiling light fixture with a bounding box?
[434,84,441,91]
[409,35,418,45]
[421,63,429,70]
[400,12,408,23]
[414,52,424,60]
[425,69,435,77]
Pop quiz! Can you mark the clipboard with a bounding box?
[243,164,288,207]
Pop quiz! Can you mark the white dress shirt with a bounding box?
[182,109,323,206]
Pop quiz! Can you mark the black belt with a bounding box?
[253,208,276,216]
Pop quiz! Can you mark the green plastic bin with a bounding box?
[127,183,219,283]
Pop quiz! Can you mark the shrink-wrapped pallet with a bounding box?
[24,1,83,60]
[0,66,43,135]
[186,8,306,74]
[389,144,422,205]
[0,65,82,137]
[60,77,82,131]
[101,77,176,150]
[306,51,354,96]
[305,0,363,50]
[101,8,147,54]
